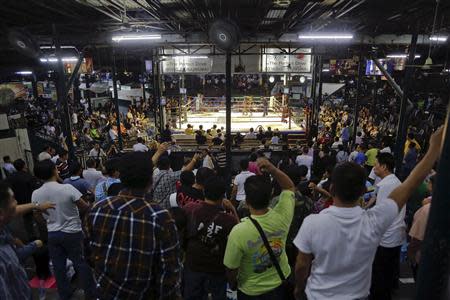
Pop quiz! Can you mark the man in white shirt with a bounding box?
[295,146,313,179]
[245,128,257,139]
[2,156,16,177]
[369,153,403,300]
[38,145,52,161]
[109,126,118,142]
[231,159,255,206]
[88,143,106,159]
[32,159,95,300]
[133,137,149,152]
[82,159,105,189]
[331,137,343,151]
[348,145,359,162]
[293,127,443,300]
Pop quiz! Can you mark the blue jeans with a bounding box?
[47,231,96,300]
[237,284,285,300]
[184,268,227,300]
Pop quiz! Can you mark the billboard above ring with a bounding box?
[261,48,312,73]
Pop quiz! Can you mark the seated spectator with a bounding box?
[185,124,195,135]
[212,134,223,146]
[82,159,105,189]
[331,136,343,151]
[133,137,149,152]
[88,143,106,161]
[293,128,443,300]
[265,127,274,139]
[245,128,257,139]
[63,162,92,195]
[183,176,239,300]
[196,130,207,145]
[256,128,265,140]
[161,124,173,142]
[224,158,295,299]
[234,132,244,146]
[84,152,182,299]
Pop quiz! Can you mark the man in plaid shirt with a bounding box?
[84,148,184,299]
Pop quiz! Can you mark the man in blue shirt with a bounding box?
[63,162,92,195]
[340,124,350,148]
[95,159,121,202]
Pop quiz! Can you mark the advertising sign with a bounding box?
[262,48,312,73]
[162,57,212,73]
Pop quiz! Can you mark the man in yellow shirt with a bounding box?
[184,124,194,135]
[404,133,421,155]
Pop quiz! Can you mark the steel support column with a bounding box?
[31,73,38,99]
[225,51,232,182]
[85,75,92,114]
[394,33,418,175]
[308,55,317,141]
[53,25,75,161]
[151,56,159,130]
[112,48,123,150]
[315,56,323,141]
[416,105,450,299]
[352,52,365,145]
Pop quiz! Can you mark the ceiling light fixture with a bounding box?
[322,68,330,72]
[429,35,448,42]
[298,34,353,40]
[40,57,79,63]
[40,45,76,49]
[269,76,275,83]
[112,34,162,42]
[386,54,421,58]
[16,71,33,75]
[299,76,306,83]
[173,56,209,59]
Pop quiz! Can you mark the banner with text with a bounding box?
[261,48,312,73]
[162,57,212,73]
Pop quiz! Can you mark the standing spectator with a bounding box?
[84,152,182,299]
[224,158,295,299]
[354,144,367,166]
[264,127,273,139]
[152,154,199,204]
[38,145,52,161]
[355,132,363,145]
[331,137,342,151]
[365,143,379,174]
[183,176,239,300]
[2,156,16,177]
[161,124,173,142]
[402,142,418,179]
[56,150,70,180]
[32,160,95,300]
[63,162,92,195]
[247,153,261,175]
[212,134,223,146]
[348,145,359,162]
[369,153,403,300]
[82,158,105,189]
[196,130,207,145]
[94,159,121,202]
[336,144,349,164]
[201,149,215,170]
[231,159,255,207]
[133,137,149,152]
[404,132,421,155]
[88,143,106,162]
[7,159,38,238]
[215,147,227,177]
[295,147,313,179]
[340,123,350,148]
[293,128,443,300]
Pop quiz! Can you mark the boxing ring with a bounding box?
[166,96,307,132]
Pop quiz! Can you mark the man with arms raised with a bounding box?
[294,127,443,300]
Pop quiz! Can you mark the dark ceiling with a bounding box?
[0,0,449,72]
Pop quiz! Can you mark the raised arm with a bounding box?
[257,158,295,191]
[151,142,170,167]
[389,127,444,210]
[181,153,200,172]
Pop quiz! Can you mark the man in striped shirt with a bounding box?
[85,151,182,299]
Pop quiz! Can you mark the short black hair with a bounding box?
[157,156,171,170]
[180,171,195,186]
[408,132,415,139]
[204,176,226,201]
[104,159,120,176]
[245,175,272,210]
[284,165,308,186]
[240,159,249,170]
[0,181,12,209]
[249,153,257,162]
[13,159,26,171]
[195,167,216,186]
[3,156,10,162]
[70,161,83,176]
[331,162,366,204]
[86,159,96,168]
[107,182,123,197]
[119,152,153,189]
[34,160,56,181]
[137,137,144,143]
[376,152,395,172]
[338,144,344,151]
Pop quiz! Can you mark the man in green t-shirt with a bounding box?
[365,143,379,174]
[224,158,295,298]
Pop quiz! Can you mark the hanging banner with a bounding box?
[162,57,212,73]
[261,48,312,73]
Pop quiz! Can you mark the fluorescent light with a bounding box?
[299,76,306,83]
[269,76,275,83]
[429,35,448,42]
[61,57,78,62]
[173,56,208,59]
[40,45,76,49]
[322,68,330,72]
[16,71,33,75]
[112,34,162,42]
[298,34,353,40]
[386,54,421,58]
